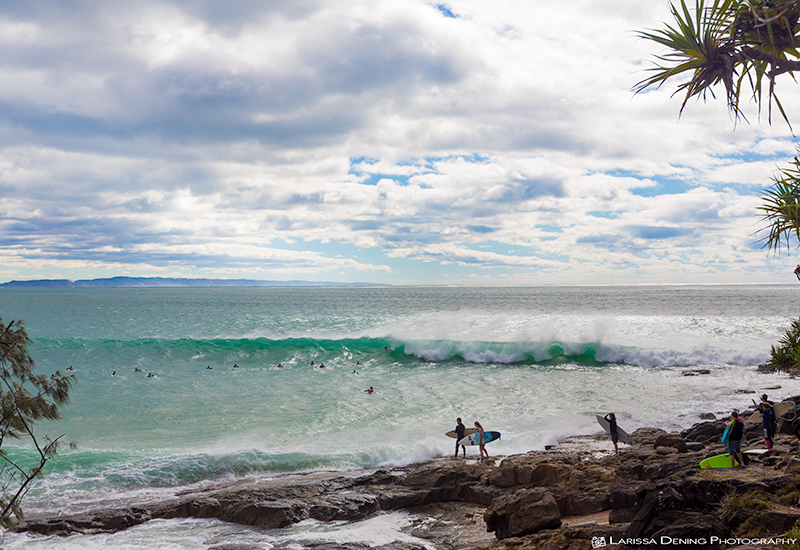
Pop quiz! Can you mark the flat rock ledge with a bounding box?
[18,404,800,550]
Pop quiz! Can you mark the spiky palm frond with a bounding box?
[635,0,741,116]
[757,156,800,253]
[635,0,800,125]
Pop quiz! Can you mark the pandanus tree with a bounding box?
[634,0,800,252]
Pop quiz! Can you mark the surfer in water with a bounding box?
[475,421,489,461]
[365,386,374,394]
[454,418,466,457]
[604,412,619,456]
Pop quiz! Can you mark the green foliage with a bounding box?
[766,317,800,372]
[758,156,800,253]
[635,0,800,125]
[719,489,771,522]
[0,316,74,527]
[782,519,800,549]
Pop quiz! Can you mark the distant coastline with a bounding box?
[0,277,387,289]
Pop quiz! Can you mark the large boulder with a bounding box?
[630,427,668,447]
[487,454,578,488]
[682,420,724,443]
[483,487,561,539]
[653,433,688,453]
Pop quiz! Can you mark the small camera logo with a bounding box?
[591,536,607,548]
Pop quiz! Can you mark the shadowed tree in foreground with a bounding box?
[0,317,73,526]
[634,0,800,252]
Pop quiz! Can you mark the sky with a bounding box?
[1,0,800,286]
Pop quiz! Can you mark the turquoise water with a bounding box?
[1,285,799,547]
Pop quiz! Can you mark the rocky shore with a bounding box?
[17,395,800,550]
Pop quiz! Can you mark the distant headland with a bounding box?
[0,277,387,289]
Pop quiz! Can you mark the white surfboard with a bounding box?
[596,415,634,446]
[446,427,478,439]
[748,400,795,422]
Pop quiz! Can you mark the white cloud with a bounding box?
[0,0,798,284]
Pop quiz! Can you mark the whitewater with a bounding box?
[1,284,799,548]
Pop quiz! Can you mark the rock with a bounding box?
[487,454,577,489]
[629,427,667,447]
[626,485,685,538]
[608,480,653,524]
[655,446,679,455]
[555,486,609,516]
[648,511,728,549]
[682,420,725,443]
[784,457,800,475]
[484,488,561,539]
[653,433,688,453]
[686,442,705,452]
[699,412,716,420]
[218,499,309,528]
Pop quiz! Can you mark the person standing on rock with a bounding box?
[475,421,489,461]
[728,410,745,467]
[753,394,776,450]
[604,412,619,456]
[454,418,466,458]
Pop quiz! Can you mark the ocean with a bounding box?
[0,284,799,548]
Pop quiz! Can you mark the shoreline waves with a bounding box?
[2,285,800,548]
[13,397,800,550]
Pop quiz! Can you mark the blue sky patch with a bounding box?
[434,4,457,18]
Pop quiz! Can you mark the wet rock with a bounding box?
[683,369,711,376]
[484,487,561,539]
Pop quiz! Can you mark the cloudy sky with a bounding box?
[1,0,799,285]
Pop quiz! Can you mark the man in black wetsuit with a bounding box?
[604,412,619,456]
[454,418,466,457]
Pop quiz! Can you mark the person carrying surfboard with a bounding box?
[753,395,776,450]
[475,421,489,461]
[603,413,619,455]
[727,410,745,467]
[454,418,466,458]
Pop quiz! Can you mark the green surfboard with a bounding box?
[700,453,738,468]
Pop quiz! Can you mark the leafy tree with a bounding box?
[636,1,800,369]
[635,0,800,252]
[0,317,73,526]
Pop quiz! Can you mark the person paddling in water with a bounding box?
[475,421,489,461]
